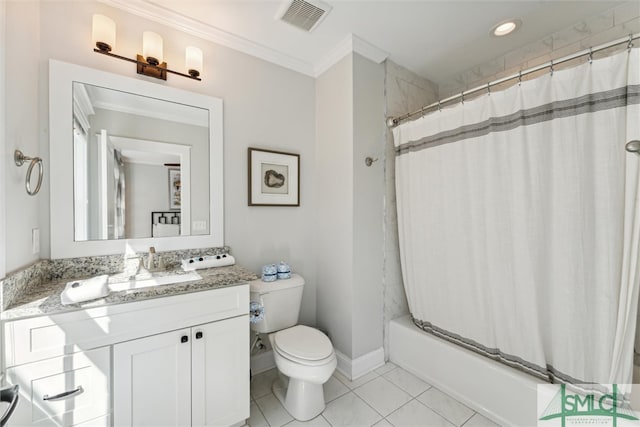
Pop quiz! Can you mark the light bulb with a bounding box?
[142,31,163,65]
[186,46,203,78]
[92,14,116,52]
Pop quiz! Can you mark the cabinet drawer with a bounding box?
[6,347,110,427]
[4,285,248,366]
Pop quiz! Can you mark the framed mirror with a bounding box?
[49,60,223,258]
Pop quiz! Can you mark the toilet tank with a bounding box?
[250,274,304,334]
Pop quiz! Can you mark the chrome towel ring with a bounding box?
[14,149,43,196]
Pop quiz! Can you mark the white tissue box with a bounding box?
[60,275,110,305]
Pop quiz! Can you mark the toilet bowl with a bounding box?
[250,275,336,421]
[268,325,337,420]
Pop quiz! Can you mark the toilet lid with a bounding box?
[274,325,333,361]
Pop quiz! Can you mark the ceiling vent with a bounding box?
[276,0,332,32]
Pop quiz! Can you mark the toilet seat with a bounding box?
[274,325,334,365]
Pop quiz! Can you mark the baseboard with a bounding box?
[250,350,275,375]
[335,347,385,381]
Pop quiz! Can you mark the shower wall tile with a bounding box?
[614,1,640,25]
[579,17,640,49]
[386,61,438,118]
[504,37,554,70]
[462,58,505,87]
[386,60,438,95]
[551,10,614,51]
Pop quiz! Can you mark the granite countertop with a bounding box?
[2,265,259,321]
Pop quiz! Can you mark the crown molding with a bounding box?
[314,33,389,77]
[101,0,316,77]
[100,1,388,79]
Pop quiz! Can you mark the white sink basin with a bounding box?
[108,270,202,292]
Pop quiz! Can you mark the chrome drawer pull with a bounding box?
[43,386,84,401]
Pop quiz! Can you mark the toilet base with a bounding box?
[272,374,326,421]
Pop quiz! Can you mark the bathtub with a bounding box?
[389,315,542,426]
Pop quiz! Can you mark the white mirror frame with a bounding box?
[49,59,223,258]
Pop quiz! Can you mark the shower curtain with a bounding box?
[393,49,640,385]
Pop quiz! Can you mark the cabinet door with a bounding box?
[113,329,191,427]
[192,315,250,426]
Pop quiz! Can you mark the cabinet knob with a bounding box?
[181,335,189,343]
[195,331,203,339]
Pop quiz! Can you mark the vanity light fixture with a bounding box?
[92,14,202,81]
[491,19,521,37]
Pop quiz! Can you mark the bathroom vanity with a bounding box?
[1,265,254,426]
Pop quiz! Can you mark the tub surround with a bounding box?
[389,315,538,425]
[1,246,258,319]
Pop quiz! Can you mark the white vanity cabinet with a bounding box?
[3,284,249,427]
[113,315,249,427]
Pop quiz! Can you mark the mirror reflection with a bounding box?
[72,82,210,241]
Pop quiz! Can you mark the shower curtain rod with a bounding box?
[387,32,640,128]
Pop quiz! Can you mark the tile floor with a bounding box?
[249,363,501,427]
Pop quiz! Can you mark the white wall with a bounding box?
[315,54,354,357]
[5,1,317,325]
[124,163,168,239]
[352,53,385,358]
[315,53,386,368]
[5,1,41,273]
[0,0,6,279]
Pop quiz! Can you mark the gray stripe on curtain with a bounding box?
[396,85,640,156]
[411,316,588,384]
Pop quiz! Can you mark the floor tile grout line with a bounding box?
[383,395,421,424]
[417,387,476,427]
[253,363,485,427]
[252,394,272,427]
[334,370,382,390]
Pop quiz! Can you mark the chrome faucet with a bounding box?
[146,246,156,270]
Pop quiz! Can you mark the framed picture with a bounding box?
[248,148,300,206]
[168,168,181,210]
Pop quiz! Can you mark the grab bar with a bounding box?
[14,150,43,196]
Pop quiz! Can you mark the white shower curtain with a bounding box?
[393,49,640,385]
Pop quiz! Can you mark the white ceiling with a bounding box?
[107,0,627,84]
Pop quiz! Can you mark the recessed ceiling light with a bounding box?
[491,19,521,37]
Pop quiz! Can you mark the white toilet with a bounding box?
[250,274,336,421]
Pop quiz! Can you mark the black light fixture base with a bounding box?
[92,48,202,81]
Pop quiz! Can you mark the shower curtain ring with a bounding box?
[588,47,593,64]
[487,83,491,95]
[461,92,465,104]
[518,71,522,86]
[421,106,425,118]
[628,34,634,50]
[437,101,442,112]
[549,60,554,76]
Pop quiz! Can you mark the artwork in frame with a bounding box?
[248,148,300,206]
[168,168,181,210]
